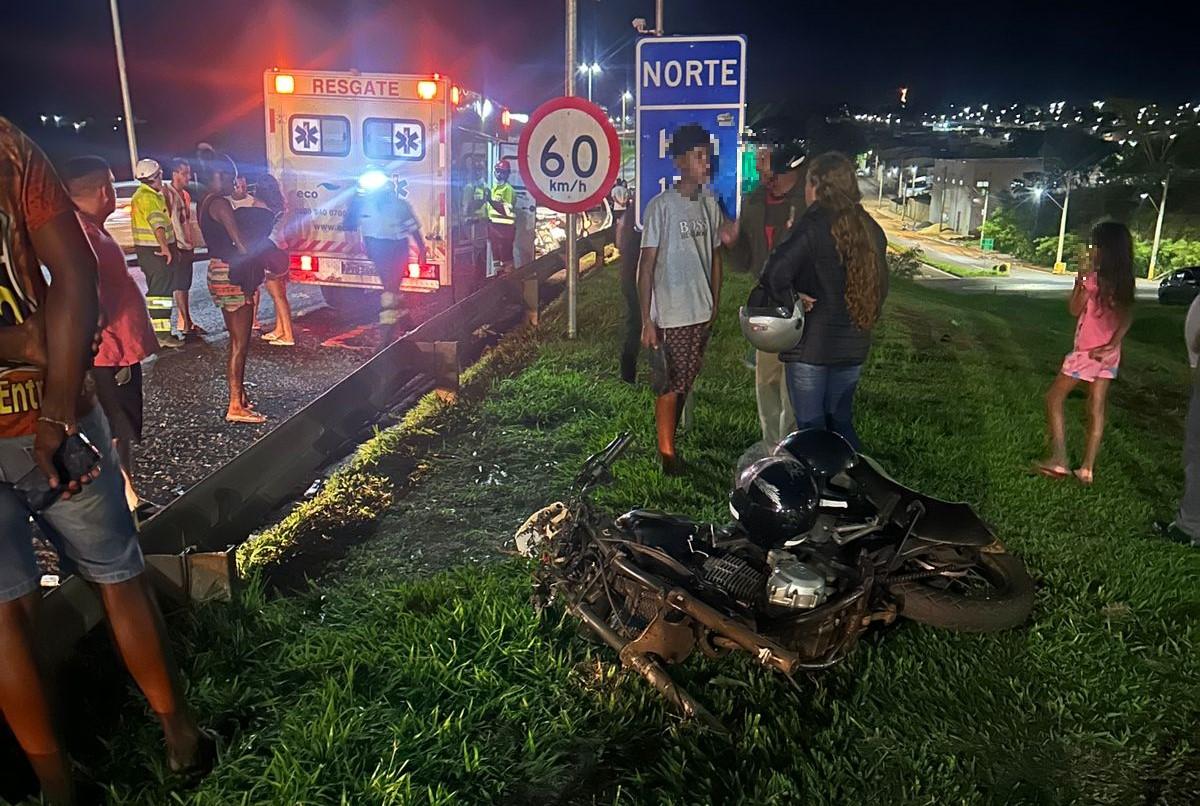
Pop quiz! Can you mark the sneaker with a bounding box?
[157,335,185,350]
[1153,520,1200,548]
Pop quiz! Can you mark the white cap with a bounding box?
[134,158,161,180]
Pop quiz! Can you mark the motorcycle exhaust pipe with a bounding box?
[608,555,801,677]
[570,599,725,732]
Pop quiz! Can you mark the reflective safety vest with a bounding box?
[463,182,489,221]
[130,183,175,248]
[488,183,515,226]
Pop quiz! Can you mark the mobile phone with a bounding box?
[12,432,103,514]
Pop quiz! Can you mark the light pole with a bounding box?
[1142,173,1171,279]
[1032,183,1071,274]
[109,0,139,178]
[566,0,578,338]
[621,90,632,133]
[577,62,601,102]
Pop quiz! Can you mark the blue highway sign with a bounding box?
[635,35,747,229]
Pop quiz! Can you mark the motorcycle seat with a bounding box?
[615,509,701,555]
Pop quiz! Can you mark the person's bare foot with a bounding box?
[1073,468,1094,485]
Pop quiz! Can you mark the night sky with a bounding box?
[3,0,1198,171]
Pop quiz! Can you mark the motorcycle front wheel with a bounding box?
[889,551,1035,633]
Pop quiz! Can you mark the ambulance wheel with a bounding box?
[321,286,376,312]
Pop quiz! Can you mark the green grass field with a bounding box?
[81,265,1199,805]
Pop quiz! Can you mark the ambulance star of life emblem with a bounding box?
[293,118,321,152]
[390,121,425,160]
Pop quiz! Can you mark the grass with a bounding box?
[68,265,1200,804]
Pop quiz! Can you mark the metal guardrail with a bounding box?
[34,228,614,663]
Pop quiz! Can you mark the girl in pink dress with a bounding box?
[1037,221,1136,484]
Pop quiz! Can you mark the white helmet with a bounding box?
[739,299,805,353]
[134,158,162,180]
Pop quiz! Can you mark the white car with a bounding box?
[104,180,139,252]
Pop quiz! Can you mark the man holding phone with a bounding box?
[0,118,208,804]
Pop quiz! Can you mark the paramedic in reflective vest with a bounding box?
[488,159,517,273]
[462,156,489,228]
[352,170,425,330]
[131,158,182,349]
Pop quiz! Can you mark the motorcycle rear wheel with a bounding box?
[889,552,1034,633]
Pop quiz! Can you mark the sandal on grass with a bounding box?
[1033,461,1071,479]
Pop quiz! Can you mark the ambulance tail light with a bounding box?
[407,263,439,281]
[290,253,319,272]
[417,80,438,100]
[500,108,512,129]
[274,73,295,94]
[451,85,461,106]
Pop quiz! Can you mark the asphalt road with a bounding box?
[862,180,1158,301]
[127,258,377,505]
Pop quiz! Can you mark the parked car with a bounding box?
[105,180,139,252]
[1158,267,1200,305]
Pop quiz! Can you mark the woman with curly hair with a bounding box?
[759,151,889,449]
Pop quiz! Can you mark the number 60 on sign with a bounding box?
[518,96,620,214]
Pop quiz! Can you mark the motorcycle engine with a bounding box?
[765,550,828,610]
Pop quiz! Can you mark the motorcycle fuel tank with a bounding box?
[765,550,828,610]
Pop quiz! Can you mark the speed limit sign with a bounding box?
[517,96,620,214]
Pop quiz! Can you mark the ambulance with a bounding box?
[263,68,516,308]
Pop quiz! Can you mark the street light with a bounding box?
[578,62,601,102]
[1142,176,1171,278]
[621,90,632,133]
[1032,181,1071,273]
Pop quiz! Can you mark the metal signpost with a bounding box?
[634,35,747,228]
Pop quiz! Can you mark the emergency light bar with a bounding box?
[274,73,295,94]
[417,80,438,100]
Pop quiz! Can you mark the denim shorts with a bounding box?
[0,406,144,603]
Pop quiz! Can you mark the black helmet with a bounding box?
[769,140,807,175]
[729,455,819,546]
[775,429,857,487]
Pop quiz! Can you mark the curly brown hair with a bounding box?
[807,152,882,330]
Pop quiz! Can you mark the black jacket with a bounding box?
[756,204,889,366]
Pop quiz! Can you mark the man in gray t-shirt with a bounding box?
[637,123,732,475]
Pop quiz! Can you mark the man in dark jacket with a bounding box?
[730,141,807,443]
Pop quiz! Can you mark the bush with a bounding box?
[1032,233,1084,268]
[981,207,1035,260]
[887,246,923,278]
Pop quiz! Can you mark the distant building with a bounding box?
[930,157,1044,235]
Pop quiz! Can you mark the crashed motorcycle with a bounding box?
[516,431,1035,728]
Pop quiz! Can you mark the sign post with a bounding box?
[635,35,747,228]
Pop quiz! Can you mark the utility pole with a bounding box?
[1053,178,1071,274]
[897,161,906,223]
[877,161,884,210]
[109,0,139,178]
[1148,172,1171,279]
[656,0,664,34]
[565,0,578,337]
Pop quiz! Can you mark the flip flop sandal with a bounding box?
[1033,461,1071,479]
[225,411,267,424]
[261,332,280,341]
[269,339,295,347]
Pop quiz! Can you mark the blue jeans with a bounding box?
[784,362,864,450]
